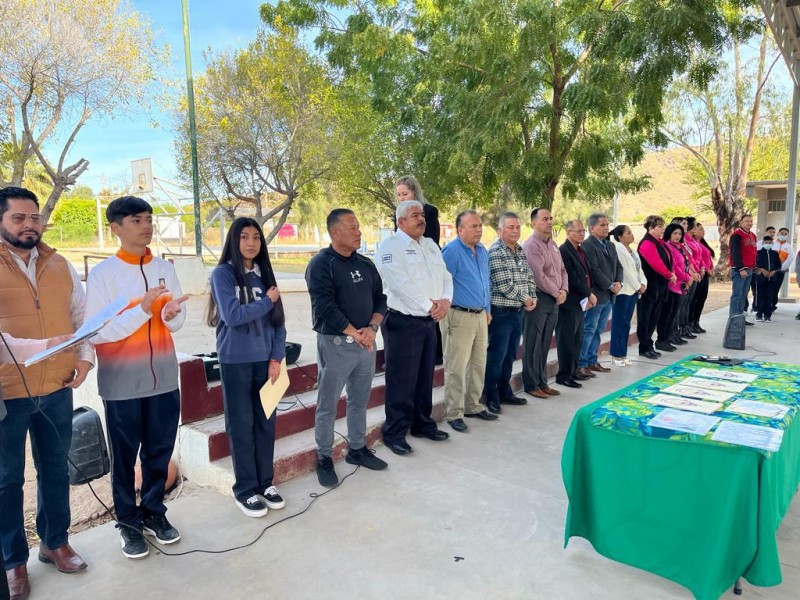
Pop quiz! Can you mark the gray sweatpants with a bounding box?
[315,333,376,457]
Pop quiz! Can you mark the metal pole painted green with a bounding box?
[181,0,203,256]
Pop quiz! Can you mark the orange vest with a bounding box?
[0,242,76,399]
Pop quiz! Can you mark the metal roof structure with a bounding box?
[762,0,800,85]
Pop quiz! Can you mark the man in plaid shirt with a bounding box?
[483,212,537,414]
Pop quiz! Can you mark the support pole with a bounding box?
[182,0,203,257]
[782,61,800,299]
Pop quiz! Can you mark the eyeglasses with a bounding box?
[7,213,42,225]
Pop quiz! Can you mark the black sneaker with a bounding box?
[143,514,181,545]
[346,446,388,471]
[262,486,285,510]
[119,526,149,559]
[316,456,339,487]
[235,495,268,518]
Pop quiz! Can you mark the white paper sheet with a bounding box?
[725,400,789,420]
[23,296,128,367]
[711,421,784,452]
[647,408,721,436]
[644,393,723,414]
[694,367,758,383]
[680,376,748,394]
[663,384,735,403]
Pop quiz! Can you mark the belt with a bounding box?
[451,305,484,314]
[491,305,522,313]
[387,308,433,321]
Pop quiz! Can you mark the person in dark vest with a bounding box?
[636,215,676,359]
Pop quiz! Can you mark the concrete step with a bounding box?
[179,329,634,496]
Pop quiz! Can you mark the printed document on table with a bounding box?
[644,393,723,414]
[726,400,789,420]
[663,384,735,403]
[694,367,758,383]
[647,408,721,436]
[23,296,129,367]
[711,421,784,452]
[680,376,748,394]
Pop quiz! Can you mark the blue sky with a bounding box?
[59,0,267,194]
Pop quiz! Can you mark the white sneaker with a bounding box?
[236,495,268,518]
[611,357,626,367]
[623,357,632,366]
[261,486,285,510]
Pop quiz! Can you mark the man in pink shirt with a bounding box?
[522,208,568,399]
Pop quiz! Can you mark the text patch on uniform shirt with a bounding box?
[382,255,392,263]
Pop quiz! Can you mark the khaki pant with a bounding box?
[441,308,488,420]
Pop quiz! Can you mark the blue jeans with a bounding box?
[578,302,612,368]
[483,307,523,405]
[729,268,752,317]
[0,388,73,568]
[610,294,638,357]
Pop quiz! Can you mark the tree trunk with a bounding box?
[40,183,66,227]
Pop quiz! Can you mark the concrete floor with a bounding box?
[23,305,800,600]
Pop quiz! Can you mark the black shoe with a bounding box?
[142,514,180,545]
[499,395,527,405]
[692,322,707,334]
[486,401,502,414]
[385,441,413,455]
[316,456,339,487]
[681,327,697,339]
[119,526,149,559]
[795,312,800,320]
[638,351,659,360]
[448,418,469,432]
[669,337,688,346]
[745,320,754,326]
[346,446,388,470]
[410,429,450,441]
[572,372,591,381]
[464,410,498,421]
[555,377,582,388]
[654,341,676,352]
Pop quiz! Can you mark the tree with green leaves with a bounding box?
[664,20,783,271]
[261,0,758,211]
[0,0,164,223]
[174,29,348,243]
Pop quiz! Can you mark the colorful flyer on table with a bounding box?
[694,368,758,383]
[725,400,789,420]
[647,408,721,436]
[711,421,784,452]
[663,384,735,403]
[644,393,723,415]
[679,376,748,394]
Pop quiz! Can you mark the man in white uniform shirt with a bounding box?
[377,200,453,455]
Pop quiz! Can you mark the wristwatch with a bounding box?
[368,323,379,332]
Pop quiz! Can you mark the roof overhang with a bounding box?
[762,0,800,86]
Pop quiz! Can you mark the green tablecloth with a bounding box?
[562,357,800,600]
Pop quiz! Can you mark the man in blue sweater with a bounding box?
[306,209,388,487]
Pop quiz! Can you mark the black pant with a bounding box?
[220,361,276,501]
[556,308,584,380]
[637,293,663,353]
[689,275,710,324]
[104,390,180,528]
[675,281,697,330]
[755,274,780,319]
[382,312,437,444]
[522,294,558,390]
[656,291,681,343]
[772,270,786,311]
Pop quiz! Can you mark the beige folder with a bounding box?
[260,358,290,418]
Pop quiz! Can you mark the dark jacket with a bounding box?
[559,241,593,312]
[638,233,673,300]
[305,246,387,335]
[756,247,781,276]
[581,235,623,305]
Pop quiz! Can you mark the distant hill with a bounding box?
[617,146,713,224]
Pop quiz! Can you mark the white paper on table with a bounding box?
[694,367,758,384]
[711,421,784,452]
[23,295,129,367]
[726,400,789,420]
[580,297,589,311]
[644,393,723,414]
[647,408,721,436]
[679,376,748,394]
[663,384,735,403]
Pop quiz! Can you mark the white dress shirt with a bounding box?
[377,229,453,316]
